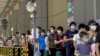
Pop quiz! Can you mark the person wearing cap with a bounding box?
[88,20,98,56]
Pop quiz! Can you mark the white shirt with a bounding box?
[73,34,81,45]
[29,35,33,39]
[0,40,3,47]
[45,36,48,44]
[28,35,34,43]
[45,36,49,50]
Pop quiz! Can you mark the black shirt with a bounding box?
[96,32,100,50]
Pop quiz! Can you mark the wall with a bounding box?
[1,0,48,37]
[48,0,67,30]
[35,0,48,29]
[74,0,94,26]
[7,0,30,36]
[1,0,100,37]
[96,0,100,19]
[48,0,100,30]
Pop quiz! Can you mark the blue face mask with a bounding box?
[83,38,89,43]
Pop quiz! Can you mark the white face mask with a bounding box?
[47,32,50,36]
[57,30,62,34]
[41,33,45,36]
[90,26,97,31]
[21,36,24,39]
[83,38,89,43]
[50,29,54,33]
[71,25,76,30]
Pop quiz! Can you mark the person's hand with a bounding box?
[49,51,51,55]
[74,50,79,56]
[69,38,73,41]
[60,40,63,42]
[12,36,15,40]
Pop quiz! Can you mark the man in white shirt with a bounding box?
[73,23,87,48]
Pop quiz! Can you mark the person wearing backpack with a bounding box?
[54,26,66,56]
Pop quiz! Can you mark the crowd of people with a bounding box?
[0,20,100,56]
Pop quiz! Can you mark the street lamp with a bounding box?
[26,1,36,13]
[26,0,37,55]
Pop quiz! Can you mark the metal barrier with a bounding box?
[0,47,26,56]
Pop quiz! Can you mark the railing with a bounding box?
[0,47,26,56]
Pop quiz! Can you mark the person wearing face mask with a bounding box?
[48,26,56,56]
[88,20,98,56]
[88,20,97,41]
[73,23,87,49]
[45,30,50,52]
[45,30,51,55]
[54,26,66,56]
[38,30,46,56]
[64,22,78,56]
[75,31,91,56]
[19,33,29,56]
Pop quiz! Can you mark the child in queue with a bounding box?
[75,31,91,56]
[38,30,46,56]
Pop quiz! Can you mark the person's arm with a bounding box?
[89,52,92,56]
[73,41,76,48]
[19,38,22,44]
[74,45,79,56]
[95,32,100,56]
[89,33,94,40]
[89,45,92,56]
[64,36,72,42]
[12,36,15,41]
[96,43,100,56]
[54,40,63,44]
[64,30,72,42]
[47,41,51,54]
[73,35,77,48]
[54,35,63,44]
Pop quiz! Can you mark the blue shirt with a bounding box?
[38,36,46,50]
[64,29,77,47]
[76,44,91,55]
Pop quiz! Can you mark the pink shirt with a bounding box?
[6,40,12,46]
